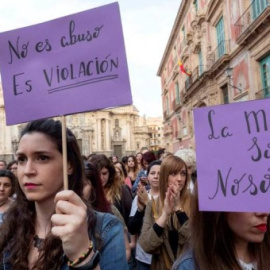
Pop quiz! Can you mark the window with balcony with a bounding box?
[198,49,204,75]
[182,26,186,45]
[221,85,229,104]
[260,54,270,97]
[252,0,269,19]
[173,46,177,67]
[234,0,270,42]
[183,126,188,136]
[175,82,180,104]
[166,95,170,114]
[216,17,225,58]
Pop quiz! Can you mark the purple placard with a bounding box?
[0,2,132,125]
[194,99,270,212]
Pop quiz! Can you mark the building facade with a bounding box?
[147,117,165,151]
[157,0,270,153]
[0,84,164,161]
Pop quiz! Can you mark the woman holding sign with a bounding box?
[173,185,270,270]
[0,118,128,270]
[139,155,190,270]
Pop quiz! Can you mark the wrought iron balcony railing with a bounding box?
[263,86,270,98]
[255,86,270,99]
[234,0,270,40]
[163,110,169,119]
[207,40,230,68]
[184,65,209,91]
[172,98,182,110]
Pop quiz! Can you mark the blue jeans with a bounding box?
[128,248,137,270]
[136,260,150,270]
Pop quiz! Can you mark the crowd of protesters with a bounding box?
[0,118,269,270]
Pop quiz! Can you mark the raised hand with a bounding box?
[137,182,149,211]
[163,186,177,216]
[51,190,91,261]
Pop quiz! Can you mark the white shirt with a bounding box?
[238,259,257,270]
[130,192,159,264]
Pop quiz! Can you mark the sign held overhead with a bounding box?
[194,99,270,212]
[0,2,132,125]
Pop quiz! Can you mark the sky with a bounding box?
[0,0,181,117]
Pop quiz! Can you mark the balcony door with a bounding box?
[260,54,270,97]
[252,0,268,19]
[216,17,225,58]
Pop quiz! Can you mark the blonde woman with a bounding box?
[115,162,132,189]
[139,155,190,270]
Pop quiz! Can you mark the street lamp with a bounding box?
[226,67,242,92]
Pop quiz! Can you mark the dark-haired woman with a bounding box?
[132,151,157,194]
[90,155,133,263]
[83,162,112,213]
[128,160,161,270]
[90,154,132,226]
[127,155,139,187]
[7,160,18,177]
[0,170,15,223]
[83,162,131,262]
[173,184,270,270]
[0,118,128,270]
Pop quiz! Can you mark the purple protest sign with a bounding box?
[0,2,132,125]
[194,99,270,212]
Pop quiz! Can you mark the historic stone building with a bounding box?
[157,0,270,153]
[0,84,164,161]
[147,117,165,151]
[65,106,150,158]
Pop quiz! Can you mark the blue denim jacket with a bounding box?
[172,250,196,270]
[131,170,148,194]
[2,212,128,270]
